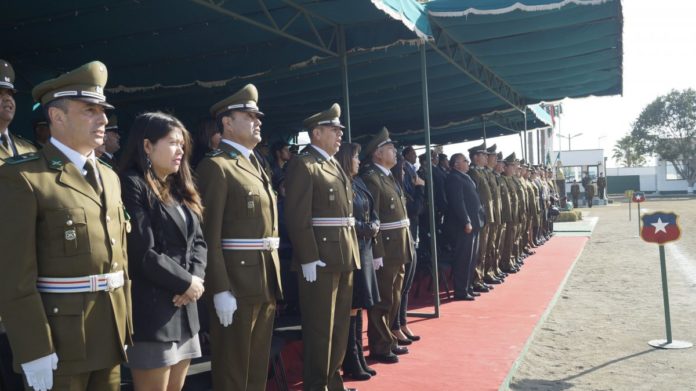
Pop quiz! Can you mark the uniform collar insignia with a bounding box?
[227,151,238,159]
[49,158,64,170]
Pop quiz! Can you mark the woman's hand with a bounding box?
[173,276,205,307]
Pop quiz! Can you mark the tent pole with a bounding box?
[482,116,487,144]
[338,25,352,142]
[520,131,525,160]
[409,43,439,319]
[524,109,528,161]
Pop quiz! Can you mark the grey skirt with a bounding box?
[126,334,202,370]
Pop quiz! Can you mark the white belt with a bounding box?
[311,217,355,227]
[380,219,410,231]
[37,270,124,293]
[222,237,280,251]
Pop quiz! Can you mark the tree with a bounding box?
[631,89,696,193]
[612,134,646,167]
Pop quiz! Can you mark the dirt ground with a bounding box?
[509,198,696,391]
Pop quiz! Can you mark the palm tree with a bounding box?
[612,135,646,167]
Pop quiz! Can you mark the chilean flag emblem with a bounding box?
[640,212,681,245]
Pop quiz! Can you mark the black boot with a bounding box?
[356,310,377,376]
[343,315,371,380]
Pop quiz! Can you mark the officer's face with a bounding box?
[145,127,185,179]
[226,111,262,149]
[53,100,108,155]
[0,88,16,125]
[376,144,397,169]
[313,125,343,155]
[487,154,497,167]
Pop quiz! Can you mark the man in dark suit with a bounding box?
[444,153,486,300]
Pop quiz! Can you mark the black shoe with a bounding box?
[370,353,399,363]
[453,294,475,301]
[396,337,412,346]
[473,284,490,293]
[343,316,371,380]
[484,276,502,285]
[468,291,481,297]
[392,346,409,355]
[404,333,421,342]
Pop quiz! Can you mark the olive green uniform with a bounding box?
[197,141,283,391]
[0,144,132,390]
[468,166,494,285]
[0,134,37,166]
[285,145,359,391]
[361,163,413,356]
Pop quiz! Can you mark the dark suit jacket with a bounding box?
[121,170,207,343]
[444,169,485,240]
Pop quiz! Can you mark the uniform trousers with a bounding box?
[209,300,276,391]
[368,265,405,355]
[35,365,120,391]
[501,223,517,270]
[475,224,490,284]
[298,271,353,391]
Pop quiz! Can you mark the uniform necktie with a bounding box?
[1,134,18,156]
[84,160,103,196]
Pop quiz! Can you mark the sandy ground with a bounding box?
[509,198,696,391]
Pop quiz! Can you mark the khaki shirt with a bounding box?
[485,168,502,224]
[0,143,132,374]
[284,145,359,273]
[196,142,283,303]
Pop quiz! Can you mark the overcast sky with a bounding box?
[442,0,696,167]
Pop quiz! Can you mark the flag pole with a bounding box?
[637,202,641,236]
[648,244,692,349]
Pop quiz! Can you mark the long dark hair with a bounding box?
[119,112,204,220]
[335,142,361,179]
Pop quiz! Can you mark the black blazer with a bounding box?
[121,170,207,343]
[444,169,486,237]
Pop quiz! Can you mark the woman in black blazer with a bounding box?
[119,112,207,390]
[335,142,381,381]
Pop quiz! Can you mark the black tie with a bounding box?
[249,153,267,183]
[84,160,103,196]
[1,134,18,156]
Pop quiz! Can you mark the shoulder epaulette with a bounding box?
[15,134,38,148]
[97,158,113,169]
[3,152,40,165]
[205,149,224,157]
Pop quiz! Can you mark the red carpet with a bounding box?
[280,236,588,391]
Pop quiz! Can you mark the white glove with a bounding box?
[373,257,384,270]
[21,353,58,391]
[213,291,238,327]
[301,260,327,282]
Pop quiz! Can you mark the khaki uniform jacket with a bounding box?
[570,183,581,197]
[196,142,282,303]
[0,143,132,374]
[0,132,37,166]
[361,163,414,268]
[485,168,502,224]
[512,176,526,223]
[468,166,494,224]
[499,175,515,224]
[284,145,359,273]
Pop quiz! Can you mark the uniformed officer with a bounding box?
[570,179,581,207]
[0,61,132,391]
[498,152,518,273]
[0,60,38,165]
[196,84,283,391]
[484,145,504,284]
[284,103,359,391]
[467,143,493,292]
[360,127,414,363]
